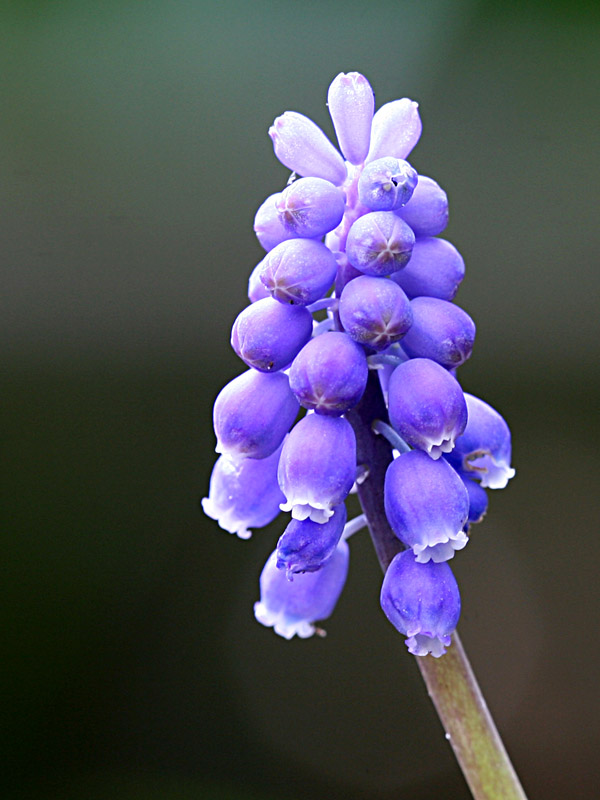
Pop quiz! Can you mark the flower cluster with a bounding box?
[202,73,515,655]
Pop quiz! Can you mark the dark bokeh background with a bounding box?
[3,1,600,798]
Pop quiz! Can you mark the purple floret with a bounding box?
[346,211,415,276]
[381,550,461,657]
[357,157,418,212]
[390,237,465,301]
[401,297,476,368]
[289,331,368,416]
[231,297,313,373]
[387,358,467,459]
[276,503,347,577]
[213,369,299,461]
[339,274,413,350]
[260,238,338,307]
[275,177,345,239]
[202,446,285,539]
[384,450,469,562]
[395,175,448,237]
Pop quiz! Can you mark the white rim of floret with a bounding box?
[214,440,248,463]
[406,632,452,658]
[279,498,334,524]
[253,601,315,639]
[413,530,468,563]
[421,429,458,460]
[201,497,253,540]
[464,450,516,490]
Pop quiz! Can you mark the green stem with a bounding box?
[345,371,528,800]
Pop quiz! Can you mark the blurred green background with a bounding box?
[3,1,600,798]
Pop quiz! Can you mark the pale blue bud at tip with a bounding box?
[446,393,515,489]
[276,504,347,577]
[213,369,299,461]
[388,358,467,459]
[366,98,422,163]
[278,414,356,523]
[255,540,349,639]
[358,158,418,212]
[201,446,285,539]
[390,238,465,302]
[384,450,469,562]
[327,72,375,165]
[269,111,347,186]
[380,550,460,657]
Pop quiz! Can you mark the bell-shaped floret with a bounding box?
[289,332,368,416]
[260,238,338,307]
[278,414,356,523]
[254,540,349,639]
[462,476,488,526]
[213,369,299,461]
[276,503,347,577]
[401,297,476,368]
[275,177,345,239]
[388,358,467,459]
[346,211,415,276]
[445,394,515,489]
[366,98,422,163]
[357,157,418,212]
[201,447,285,539]
[390,237,465,301]
[248,260,270,303]
[395,175,448,237]
[269,111,347,186]
[380,550,461,657]
[231,298,313,373]
[339,275,412,351]
[253,193,297,252]
[384,450,469,562]
[327,72,374,165]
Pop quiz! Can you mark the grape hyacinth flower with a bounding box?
[390,237,465,301]
[387,358,467,458]
[276,503,347,577]
[289,331,368,415]
[260,238,338,306]
[213,369,299,461]
[275,177,345,239]
[202,72,524,800]
[401,296,476,368]
[254,541,349,639]
[357,157,418,211]
[384,450,469,562]
[277,413,356,523]
[346,211,415,276]
[231,296,312,372]
[445,393,516,489]
[381,549,461,657]
[338,274,413,350]
[395,174,449,237]
[201,446,285,539]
